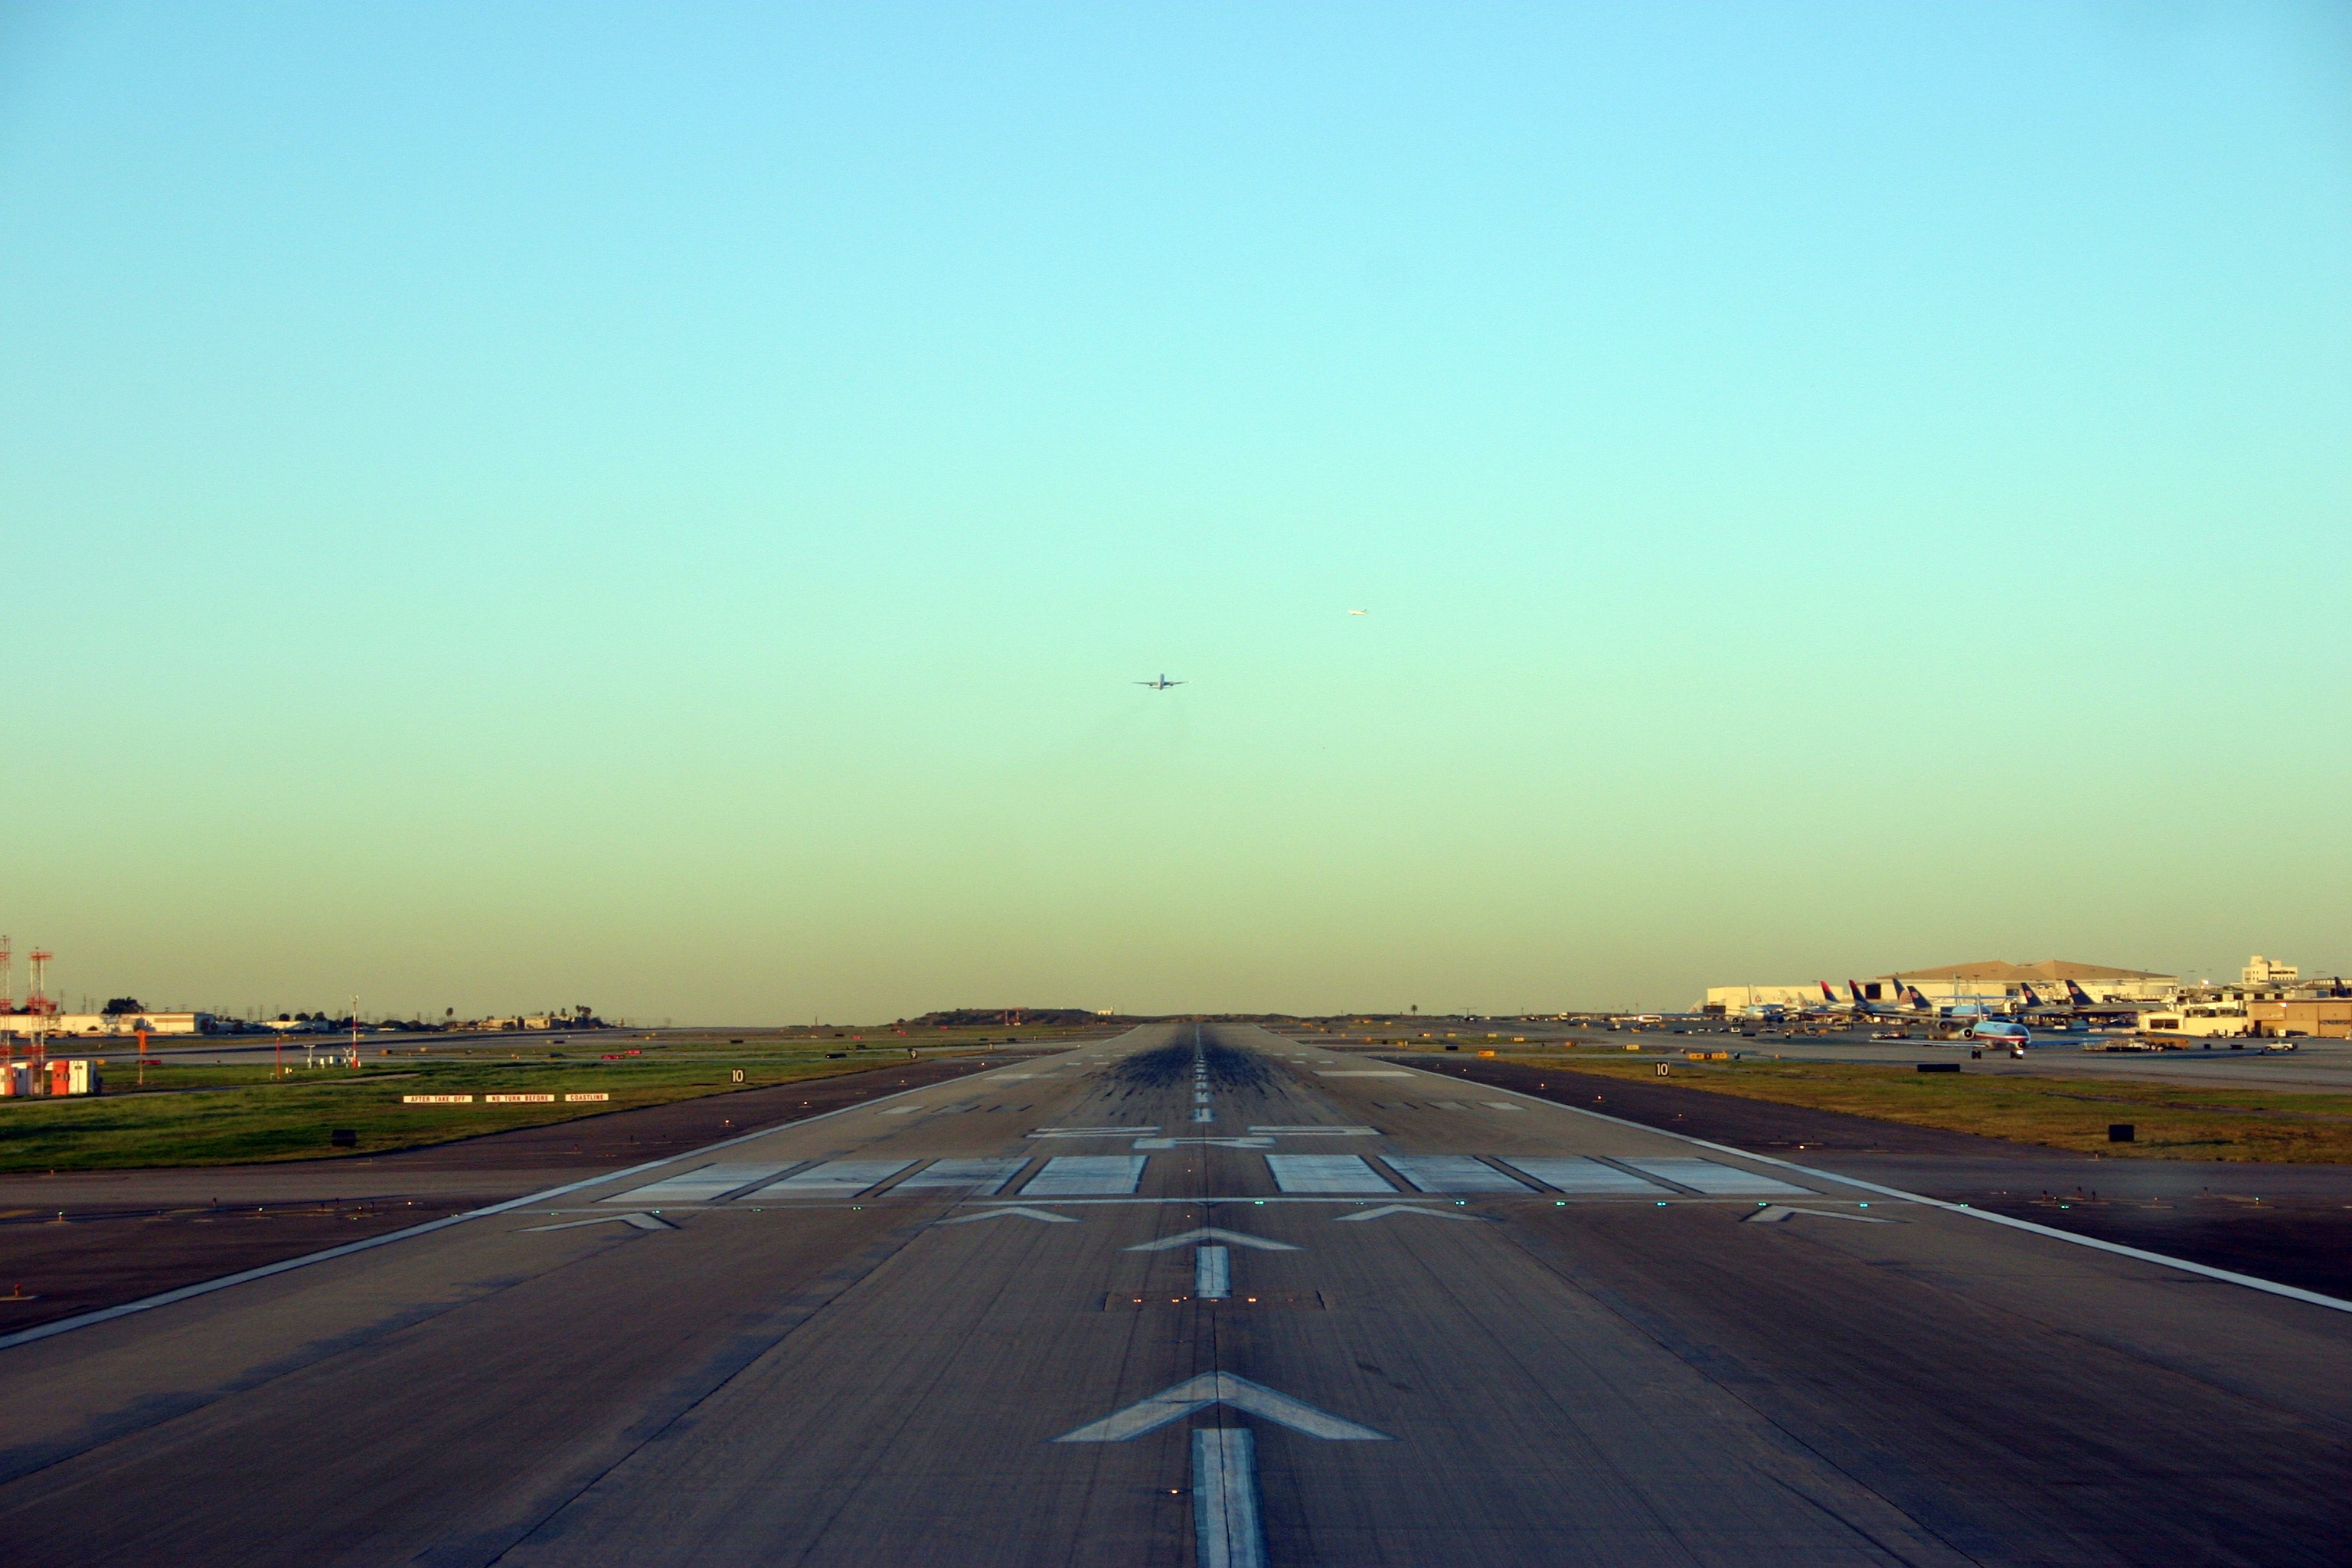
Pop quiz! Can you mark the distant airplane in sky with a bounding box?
[1135,674,1186,690]
[1347,609,1368,616]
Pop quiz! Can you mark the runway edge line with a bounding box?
[0,1053,1068,1354]
[1380,1055,2352,1316]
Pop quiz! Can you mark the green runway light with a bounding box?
[1655,1201,1667,1207]
[1554,1200,1565,1207]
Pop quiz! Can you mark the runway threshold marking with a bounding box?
[1124,1227,1300,1253]
[1499,1157,1669,1195]
[1053,1371,1389,1442]
[1417,1061,2352,1316]
[1383,1155,1534,1194]
[599,1163,797,1204]
[1194,1428,1266,1568]
[934,1206,1075,1226]
[1622,1158,1813,1197]
[893,1157,1030,1194]
[1266,1155,1393,1194]
[0,1053,1097,1353]
[1021,1155,1148,1196]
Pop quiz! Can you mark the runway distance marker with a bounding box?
[934,1206,1076,1225]
[1124,1227,1300,1253]
[1054,1371,1390,1442]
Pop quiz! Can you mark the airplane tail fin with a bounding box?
[1904,985,1932,1011]
[1846,980,1867,1004]
[2019,983,2043,1008]
[2063,979,2095,1007]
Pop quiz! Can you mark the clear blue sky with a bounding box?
[2,2,2345,1021]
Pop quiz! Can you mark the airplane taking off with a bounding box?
[1135,675,1186,690]
[1348,609,1369,616]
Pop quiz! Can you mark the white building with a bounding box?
[2243,955,2299,986]
[0,1011,214,1037]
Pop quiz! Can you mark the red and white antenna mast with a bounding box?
[28,949,54,1016]
[0,934,11,1012]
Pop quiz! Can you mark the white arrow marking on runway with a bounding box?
[1133,1136,1273,1150]
[1745,1205,1894,1224]
[934,1206,1076,1225]
[1333,1204,1472,1223]
[1054,1371,1390,1442]
[522,1212,678,1233]
[1123,1227,1300,1253]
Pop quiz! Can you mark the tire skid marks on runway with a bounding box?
[1021,1155,1148,1197]
[1621,1157,1815,1197]
[748,1158,916,1197]
[598,1163,800,1205]
[1380,1155,1535,1194]
[1266,1155,1395,1194]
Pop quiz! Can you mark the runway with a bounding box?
[2,1022,2346,1566]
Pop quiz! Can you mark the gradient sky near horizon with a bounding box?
[2,2,2346,1022]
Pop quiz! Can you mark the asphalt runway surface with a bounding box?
[2,1022,2347,1566]
[1411,1055,2352,1301]
[0,1054,1037,1335]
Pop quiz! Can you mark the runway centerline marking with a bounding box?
[1194,1429,1265,1568]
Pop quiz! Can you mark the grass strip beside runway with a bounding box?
[0,1053,946,1172]
[1434,1053,2352,1162]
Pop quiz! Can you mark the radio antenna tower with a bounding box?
[0,934,11,1012]
[28,949,54,1016]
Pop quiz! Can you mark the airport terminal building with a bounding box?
[0,1011,215,1037]
[1704,960,2178,1016]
